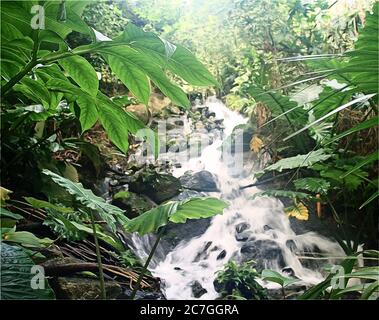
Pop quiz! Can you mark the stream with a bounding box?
[130,97,345,300]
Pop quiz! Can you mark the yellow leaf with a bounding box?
[285,202,309,221]
[250,135,263,153]
[0,186,12,206]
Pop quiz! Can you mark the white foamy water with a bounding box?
[131,97,345,299]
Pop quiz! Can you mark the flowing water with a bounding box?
[130,97,345,300]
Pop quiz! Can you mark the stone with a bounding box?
[216,250,227,260]
[193,241,213,262]
[126,104,149,124]
[120,288,166,300]
[235,232,251,242]
[240,240,285,271]
[281,267,295,277]
[49,277,122,300]
[112,191,153,219]
[286,240,297,252]
[191,281,207,298]
[128,172,181,204]
[179,170,218,192]
[235,222,250,233]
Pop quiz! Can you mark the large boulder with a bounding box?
[112,191,154,219]
[126,104,149,124]
[190,280,207,298]
[128,172,181,204]
[240,240,285,271]
[179,170,218,192]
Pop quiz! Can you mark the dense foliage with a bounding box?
[0,0,226,300]
[0,0,378,301]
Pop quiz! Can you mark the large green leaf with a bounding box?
[97,93,145,153]
[76,94,99,132]
[0,208,23,220]
[116,23,218,86]
[251,189,315,201]
[263,149,332,173]
[125,197,228,236]
[59,55,99,97]
[42,169,129,232]
[107,54,151,105]
[99,46,190,108]
[108,56,150,105]
[3,229,53,248]
[261,269,299,288]
[24,196,74,213]
[0,243,55,300]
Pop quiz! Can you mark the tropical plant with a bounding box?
[40,168,228,299]
[299,250,379,300]
[0,243,55,300]
[249,2,378,251]
[215,260,268,300]
[261,269,299,299]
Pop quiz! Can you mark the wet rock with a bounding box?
[120,288,166,300]
[49,277,122,300]
[174,267,182,271]
[193,241,212,262]
[126,104,149,124]
[179,170,219,192]
[240,243,258,255]
[174,119,184,126]
[263,225,273,231]
[112,191,153,219]
[235,232,251,242]
[128,172,181,204]
[191,281,207,298]
[286,240,297,252]
[240,240,285,270]
[216,250,227,260]
[235,222,250,233]
[281,267,295,277]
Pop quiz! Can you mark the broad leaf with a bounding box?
[59,55,99,97]
[263,149,332,172]
[261,269,299,288]
[97,93,145,153]
[107,54,151,105]
[42,169,129,232]
[251,190,315,201]
[2,229,53,248]
[24,196,74,213]
[0,243,55,300]
[285,202,309,221]
[125,197,228,236]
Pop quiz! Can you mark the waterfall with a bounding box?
[131,97,345,300]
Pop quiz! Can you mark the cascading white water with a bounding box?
[131,97,345,300]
